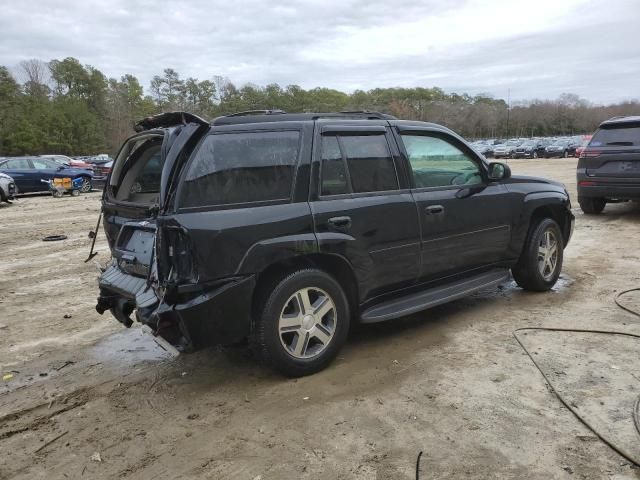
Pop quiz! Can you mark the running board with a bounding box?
[360,269,511,323]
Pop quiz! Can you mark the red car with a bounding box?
[574,135,592,158]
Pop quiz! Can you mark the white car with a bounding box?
[0,171,17,203]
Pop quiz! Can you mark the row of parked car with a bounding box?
[471,135,590,159]
[0,154,113,200]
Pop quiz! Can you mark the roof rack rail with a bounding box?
[225,109,287,117]
[337,110,396,119]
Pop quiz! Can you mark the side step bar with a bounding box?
[360,268,511,323]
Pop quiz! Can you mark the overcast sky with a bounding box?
[1,0,638,104]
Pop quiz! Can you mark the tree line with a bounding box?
[0,57,637,156]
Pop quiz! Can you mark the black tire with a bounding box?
[252,269,350,377]
[79,176,92,193]
[578,197,605,214]
[533,151,538,159]
[512,218,564,292]
[563,150,568,158]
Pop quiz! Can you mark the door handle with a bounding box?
[425,205,444,215]
[328,216,352,231]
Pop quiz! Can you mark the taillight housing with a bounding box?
[580,149,601,158]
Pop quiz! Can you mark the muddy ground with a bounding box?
[1,158,639,479]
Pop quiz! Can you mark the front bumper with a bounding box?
[97,265,256,351]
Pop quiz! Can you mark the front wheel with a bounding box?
[79,176,92,193]
[252,269,350,377]
[512,218,564,291]
[578,197,605,214]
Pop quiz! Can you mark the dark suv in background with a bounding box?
[577,116,640,213]
[96,111,573,376]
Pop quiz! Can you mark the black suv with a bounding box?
[577,116,640,214]
[96,111,574,376]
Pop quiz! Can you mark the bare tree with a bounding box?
[18,59,50,96]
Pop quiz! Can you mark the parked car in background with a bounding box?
[545,140,576,158]
[92,160,113,188]
[574,135,592,158]
[513,140,548,159]
[41,154,94,171]
[96,110,573,376]
[471,141,494,158]
[0,156,94,193]
[577,116,640,214]
[0,172,17,203]
[493,139,522,158]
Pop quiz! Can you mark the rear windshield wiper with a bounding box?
[606,141,634,146]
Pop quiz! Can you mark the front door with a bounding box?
[394,127,516,281]
[310,123,421,301]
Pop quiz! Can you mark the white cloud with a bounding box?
[0,0,638,103]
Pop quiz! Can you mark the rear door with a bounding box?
[310,122,421,300]
[0,158,33,192]
[394,126,516,281]
[585,123,640,179]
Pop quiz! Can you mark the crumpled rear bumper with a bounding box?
[97,265,256,352]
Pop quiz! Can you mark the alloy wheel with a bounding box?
[80,177,92,193]
[278,287,337,359]
[537,229,559,281]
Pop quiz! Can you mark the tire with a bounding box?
[578,197,605,214]
[533,151,538,159]
[252,269,350,377]
[563,150,568,158]
[79,176,92,193]
[512,218,564,292]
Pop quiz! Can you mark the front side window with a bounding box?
[181,130,300,208]
[401,134,482,188]
[32,158,57,169]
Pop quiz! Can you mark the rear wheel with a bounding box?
[578,197,605,214]
[512,218,564,291]
[252,269,350,377]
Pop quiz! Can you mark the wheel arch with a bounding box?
[251,253,359,322]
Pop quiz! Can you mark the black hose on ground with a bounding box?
[615,288,640,319]
[514,326,640,467]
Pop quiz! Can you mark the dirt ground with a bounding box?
[1,158,640,479]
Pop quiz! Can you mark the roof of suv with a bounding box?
[599,116,640,128]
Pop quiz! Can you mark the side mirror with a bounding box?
[488,162,511,181]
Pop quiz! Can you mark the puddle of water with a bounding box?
[89,326,172,370]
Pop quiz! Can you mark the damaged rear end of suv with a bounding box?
[96,112,242,353]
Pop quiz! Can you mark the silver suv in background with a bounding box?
[0,171,16,203]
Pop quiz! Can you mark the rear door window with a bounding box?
[590,126,640,146]
[340,135,399,193]
[181,130,300,208]
[1,158,31,169]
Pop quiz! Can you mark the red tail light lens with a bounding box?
[578,181,597,187]
[580,149,601,158]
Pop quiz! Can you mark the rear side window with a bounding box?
[1,158,31,169]
[181,131,300,208]
[319,134,399,195]
[590,126,640,147]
